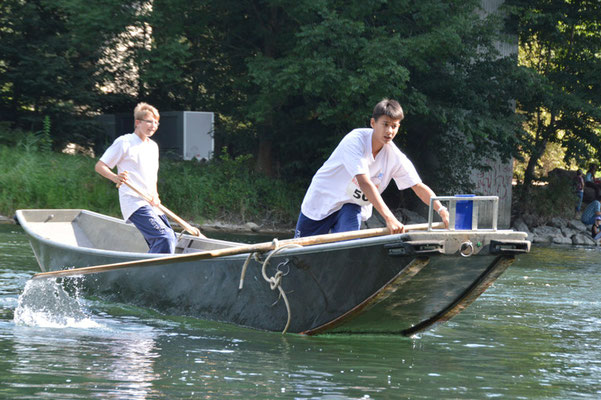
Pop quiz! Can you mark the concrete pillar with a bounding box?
[471,0,515,229]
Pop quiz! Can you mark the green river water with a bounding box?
[1,223,600,399]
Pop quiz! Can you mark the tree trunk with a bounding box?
[256,136,274,177]
[523,145,544,188]
[521,126,553,207]
[523,113,556,190]
[251,3,280,178]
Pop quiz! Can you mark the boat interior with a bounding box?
[17,209,237,254]
[17,196,530,258]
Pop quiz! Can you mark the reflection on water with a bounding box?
[12,279,162,398]
[3,224,601,398]
[7,313,162,399]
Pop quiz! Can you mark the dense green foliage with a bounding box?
[0,137,303,226]
[512,178,576,225]
[507,0,601,187]
[0,145,120,217]
[158,151,304,225]
[0,0,524,194]
[243,0,522,190]
[1,0,599,204]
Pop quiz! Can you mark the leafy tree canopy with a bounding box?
[507,0,601,187]
[3,0,580,197]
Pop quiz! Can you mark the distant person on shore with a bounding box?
[94,102,177,254]
[581,200,601,226]
[585,163,601,200]
[592,216,601,242]
[574,170,584,213]
[294,98,449,238]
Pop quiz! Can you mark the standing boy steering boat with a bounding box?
[295,98,449,238]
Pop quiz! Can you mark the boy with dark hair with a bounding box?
[94,102,177,253]
[294,98,449,238]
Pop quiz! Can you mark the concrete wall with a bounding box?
[470,159,514,229]
[470,0,516,228]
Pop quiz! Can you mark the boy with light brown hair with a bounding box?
[95,102,177,253]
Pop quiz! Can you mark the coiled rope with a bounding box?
[238,239,302,334]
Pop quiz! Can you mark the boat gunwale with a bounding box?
[16,208,530,265]
[275,228,528,256]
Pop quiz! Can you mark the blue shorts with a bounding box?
[128,205,177,254]
[581,200,601,225]
[294,203,362,238]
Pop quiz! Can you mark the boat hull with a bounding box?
[17,209,530,335]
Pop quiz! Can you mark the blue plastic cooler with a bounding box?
[455,194,475,230]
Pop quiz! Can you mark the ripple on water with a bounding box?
[4,225,601,399]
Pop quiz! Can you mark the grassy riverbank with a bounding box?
[0,144,304,229]
[1,129,579,233]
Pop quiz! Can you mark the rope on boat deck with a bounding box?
[238,239,302,334]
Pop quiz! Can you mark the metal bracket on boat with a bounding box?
[427,195,499,231]
[489,240,531,255]
[460,241,474,257]
[384,240,445,256]
[176,230,187,242]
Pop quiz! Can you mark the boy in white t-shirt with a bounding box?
[94,102,177,253]
[295,98,449,238]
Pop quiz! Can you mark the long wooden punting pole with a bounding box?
[120,180,205,238]
[31,222,445,280]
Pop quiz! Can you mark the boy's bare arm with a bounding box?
[411,183,450,228]
[356,174,405,233]
[95,160,127,186]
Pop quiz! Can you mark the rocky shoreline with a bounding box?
[0,215,15,224]
[511,215,598,246]
[198,220,294,237]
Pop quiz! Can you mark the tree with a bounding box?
[508,0,601,188]
[244,0,521,192]
[1,0,525,198]
[0,0,143,147]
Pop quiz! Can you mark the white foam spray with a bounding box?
[14,277,103,329]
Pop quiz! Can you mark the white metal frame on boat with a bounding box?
[427,195,499,232]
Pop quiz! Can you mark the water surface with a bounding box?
[1,224,601,399]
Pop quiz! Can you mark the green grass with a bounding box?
[0,144,304,228]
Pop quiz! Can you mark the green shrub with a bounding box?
[513,174,576,225]
[0,141,303,227]
[159,151,304,225]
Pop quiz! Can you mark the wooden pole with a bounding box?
[120,180,205,238]
[31,222,444,280]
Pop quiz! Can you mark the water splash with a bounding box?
[14,278,103,329]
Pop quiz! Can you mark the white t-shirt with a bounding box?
[300,128,422,221]
[99,133,163,221]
